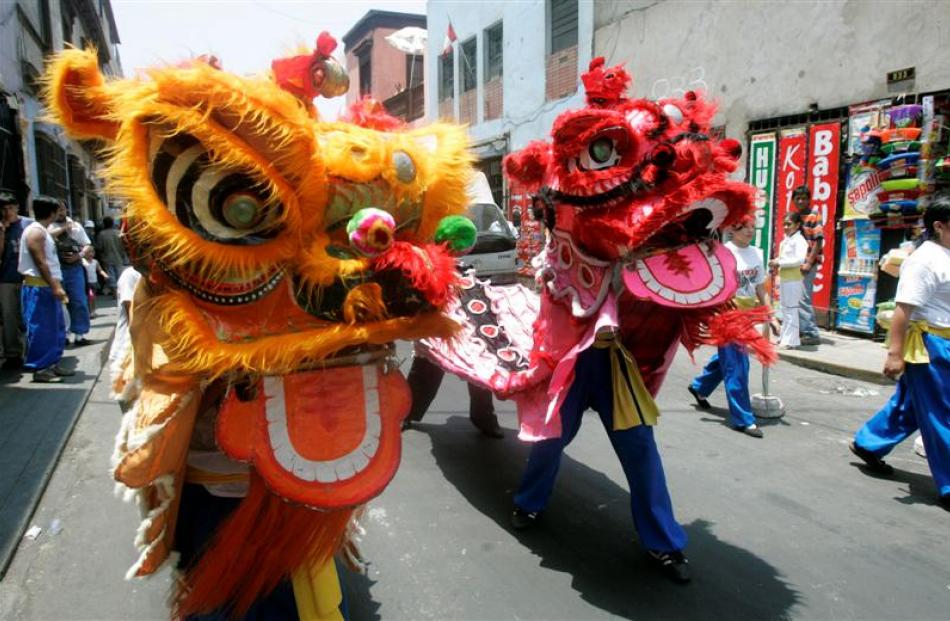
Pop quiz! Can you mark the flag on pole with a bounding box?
[441,21,457,57]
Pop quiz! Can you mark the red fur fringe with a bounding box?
[372,241,458,308]
[503,140,550,191]
[174,473,353,619]
[681,305,777,366]
[342,96,406,131]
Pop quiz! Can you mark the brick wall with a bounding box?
[545,44,578,101]
[459,89,477,125]
[439,98,455,121]
[484,77,502,121]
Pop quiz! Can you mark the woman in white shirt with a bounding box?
[769,213,808,349]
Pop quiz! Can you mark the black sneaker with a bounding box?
[53,364,75,377]
[849,442,894,475]
[33,368,62,383]
[648,549,691,584]
[509,507,541,530]
[738,424,764,438]
[687,386,711,410]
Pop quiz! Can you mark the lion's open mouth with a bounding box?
[621,198,735,309]
[216,363,410,509]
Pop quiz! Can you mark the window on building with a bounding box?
[460,37,477,93]
[484,22,503,82]
[478,157,505,207]
[34,132,68,201]
[549,0,578,54]
[406,54,424,89]
[357,48,372,97]
[60,0,74,45]
[439,51,454,101]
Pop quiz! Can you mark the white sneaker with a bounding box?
[914,436,926,458]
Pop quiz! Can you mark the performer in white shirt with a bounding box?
[850,194,950,510]
[689,216,776,438]
[17,196,69,382]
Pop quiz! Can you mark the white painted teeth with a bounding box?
[263,367,383,484]
[635,249,724,305]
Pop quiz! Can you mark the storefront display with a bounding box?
[748,133,777,256]
[835,219,880,334]
[748,90,949,338]
[806,122,841,314]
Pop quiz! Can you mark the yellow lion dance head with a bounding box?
[44,43,473,617]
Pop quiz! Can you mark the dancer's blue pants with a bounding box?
[514,346,687,552]
[61,263,90,337]
[854,333,950,498]
[21,285,65,371]
[690,344,756,429]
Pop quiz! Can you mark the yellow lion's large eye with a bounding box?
[149,131,283,244]
[221,192,265,229]
[192,168,282,242]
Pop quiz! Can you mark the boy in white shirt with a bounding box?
[688,217,775,438]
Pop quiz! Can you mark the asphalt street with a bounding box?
[2,340,948,620]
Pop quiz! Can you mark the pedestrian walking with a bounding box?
[850,194,950,510]
[17,196,71,383]
[688,217,776,437]
[403,353,503,438]
[770,213,808,349]
[95,216,127,295]
[50,202,93,346]
[82,247,109,317]
[792,185,823,345]
[0,191,32,369]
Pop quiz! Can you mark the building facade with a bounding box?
[426,0,594,208]
[342,10,427,126]
[593,0,950,334]
[0,0,122,223]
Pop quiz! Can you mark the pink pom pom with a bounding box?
[347,208,396,257]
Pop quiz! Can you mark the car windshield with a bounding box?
[467,204,514,239]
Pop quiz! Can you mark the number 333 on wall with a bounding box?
[651,67,709,100]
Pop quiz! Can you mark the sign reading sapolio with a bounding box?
[807,122,841,312]
[747,133,776,260]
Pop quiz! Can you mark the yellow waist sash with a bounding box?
[592,335,659,430]
[23,275,49,287]
[779,267,802,282]
[733,295,758,310]
[902,321,950,364]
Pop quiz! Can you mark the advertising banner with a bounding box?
[747,133,776,260]
[774,129,807,258]
[806,122,841,312]
[835,220,881,334]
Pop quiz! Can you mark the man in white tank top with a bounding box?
[17,196,70,383]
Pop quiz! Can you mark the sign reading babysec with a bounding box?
[807,122,841,312]
[747,133,776,260]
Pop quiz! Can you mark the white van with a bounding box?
[458,172,519,283]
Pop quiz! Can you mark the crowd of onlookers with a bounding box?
[0,190,129,382]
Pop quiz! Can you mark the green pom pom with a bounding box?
[434,215,477,255]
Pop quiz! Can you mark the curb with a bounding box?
[776,350,896,386]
